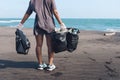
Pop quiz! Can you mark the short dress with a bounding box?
[26,0,57,35]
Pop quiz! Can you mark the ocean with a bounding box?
[0,18,120,32]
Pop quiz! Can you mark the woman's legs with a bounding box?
[35,35,44,64]
[35,33,55,71]
[45,34,54,65]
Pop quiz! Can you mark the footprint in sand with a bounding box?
[105,58,112,64]
[83,51,97,62]
[83,51,88,54]
[116,52,120,54]
[104,64,119,77]
[51,72,63,77]
[115,56,120,59]
[88,57,96,62]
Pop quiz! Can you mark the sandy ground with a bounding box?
[0,27,120,80]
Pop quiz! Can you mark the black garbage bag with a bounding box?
[15,29,30,55]
[50,31,67,53]
[66,28,80,52]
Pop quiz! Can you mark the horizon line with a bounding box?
[0,17,120,19]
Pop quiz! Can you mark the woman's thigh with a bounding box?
[45,34,53,51]
[35,35,44,47]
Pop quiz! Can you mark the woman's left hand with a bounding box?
[60,23,67,32]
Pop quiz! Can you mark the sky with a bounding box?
[0,0,120,18]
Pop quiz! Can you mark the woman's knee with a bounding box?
[35,35,43,48]
[36,43,43,49]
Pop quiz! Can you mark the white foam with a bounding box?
[9,25,17,28]
[0,20,20,23]
[106,28,120,32]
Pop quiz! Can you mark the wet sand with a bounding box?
[0,27,120,80]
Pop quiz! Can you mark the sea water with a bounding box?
[0,18,120,32]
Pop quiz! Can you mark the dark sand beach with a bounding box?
[0,27,120,80]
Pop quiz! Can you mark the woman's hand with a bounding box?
[60,23,67,32]
[17,23,23,30]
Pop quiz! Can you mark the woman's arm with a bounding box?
[17,13,31,29]
[53,9,63,25]
[20,13,31,24]
[18,1,33,29]
[53,9,67,30]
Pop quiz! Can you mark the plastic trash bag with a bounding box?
[66,28,80,52]
[15,29,30,55]
[50,30,67,53]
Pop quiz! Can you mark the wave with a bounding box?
[106,28,120,32]
[0,20,20,23]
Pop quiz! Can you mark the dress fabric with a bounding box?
[26,0,57,35]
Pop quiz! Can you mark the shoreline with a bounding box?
[0,26,117,32]
[3,26,120,33]
[0,27,120,80]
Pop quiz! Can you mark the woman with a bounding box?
[17,0,66,71]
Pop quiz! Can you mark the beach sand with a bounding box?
[0,27,120,80]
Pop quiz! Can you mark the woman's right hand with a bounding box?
[17,23,23,30]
